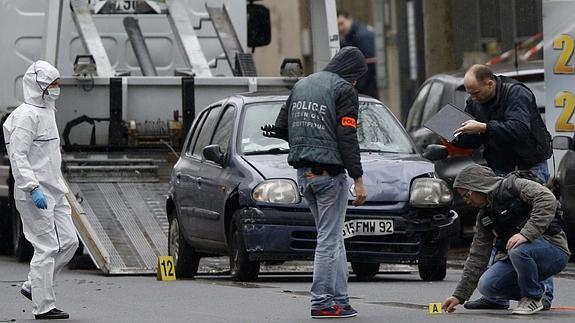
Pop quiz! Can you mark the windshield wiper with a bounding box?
[360,148,397,154]
[244,147,290,155]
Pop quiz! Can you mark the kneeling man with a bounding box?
[443,164,570,315]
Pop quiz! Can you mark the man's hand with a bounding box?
[442,296,461,313]
[507,233,528,250]
[261,124,286,140]
[31,186,48,210]
[454,120,487,135]
[352,177,367,206]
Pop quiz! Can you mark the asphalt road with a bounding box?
[2,256,575,322]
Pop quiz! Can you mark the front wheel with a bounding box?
[418,258,447,281]
[351,262,380,280]
[168,216,200,278]
[230,222,260,282]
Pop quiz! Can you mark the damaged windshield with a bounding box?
[240,101,416,155]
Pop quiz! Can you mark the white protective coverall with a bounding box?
[3,60,78,315]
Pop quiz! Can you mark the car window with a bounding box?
[239,101,416,155]
[210,105,236,155]
[185,110,209,156]
[192,105,223,158]
[454,86,469,108]
[240,102,289,154]
[421,82,445,124]
[523,81,545,108]
[406,83,431,131]
[357,102,416,154]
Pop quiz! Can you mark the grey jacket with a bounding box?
[451,165,570,301]
[274,47,367,178]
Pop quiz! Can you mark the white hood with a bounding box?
[23,60,60,110]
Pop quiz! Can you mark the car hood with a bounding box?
[242,153,434,202]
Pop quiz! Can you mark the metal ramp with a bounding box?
[64,157,169,275]
[70,0,115,77]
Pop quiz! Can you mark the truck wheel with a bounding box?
[11,203,33,262]
[418,258,447,281]
[230,223,260,282]
[168,216,200,278]
[351,262,380,280]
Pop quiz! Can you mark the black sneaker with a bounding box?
[20,288,32,301]
[463,298,509,310]
[542,299,551,311]
[34,308,69,320]
[311,305,357,319]
[341,305,358,316]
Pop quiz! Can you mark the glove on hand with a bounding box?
[261,124,286,139]
[31,186,48,210]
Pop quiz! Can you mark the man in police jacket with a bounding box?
[443,164,569,315]
[263,47,368,319]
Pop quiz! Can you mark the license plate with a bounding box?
[342,219,394,239]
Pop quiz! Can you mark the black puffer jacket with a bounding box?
[455,76,550,172]
[274,47,367,178]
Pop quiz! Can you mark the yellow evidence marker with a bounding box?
[428,303,443,314]
[157,256,176,281]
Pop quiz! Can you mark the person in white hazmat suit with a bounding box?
[3,60,78,320]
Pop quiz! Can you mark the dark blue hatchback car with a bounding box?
[166,92,459,282]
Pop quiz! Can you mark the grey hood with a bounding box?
[323,46,367,83]
[453,164,502,195]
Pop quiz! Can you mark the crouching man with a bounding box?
[443,164,570,315]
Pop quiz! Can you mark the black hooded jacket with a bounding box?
[274,47,367,178]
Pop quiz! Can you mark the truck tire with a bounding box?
[229,219,260,282]
[351,262,380,280]
[168,216,200,278]
[418,258,447,281]
[11,203,33,262]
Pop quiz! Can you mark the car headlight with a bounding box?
[252,179,301,204]
[409,178,453,208]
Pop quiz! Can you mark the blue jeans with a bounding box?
[477,238,568,300]
[484,161,552,306]
[297,168,349,310]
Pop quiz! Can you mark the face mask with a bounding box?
[46,87,60,100]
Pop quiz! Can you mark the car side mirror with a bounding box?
[203,145,225,165]
[552,136,573,150]
[422,144,448,161]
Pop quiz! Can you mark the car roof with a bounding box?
[424,60,543,90]
[232,91,382,104]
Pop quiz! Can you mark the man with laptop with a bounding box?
[444,64,554,310]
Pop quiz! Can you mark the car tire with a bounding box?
[11,203,33,262]
[168,216,200,278]
[418,258,447,281]
[351,262,380,280]
[230,222,260,282]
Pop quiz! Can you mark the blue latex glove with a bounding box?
[31,186,48,210]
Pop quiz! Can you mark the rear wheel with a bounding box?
[168,216,200,278]
[351,262,380,280]
[230,220,260,282]
[418,258,447,281]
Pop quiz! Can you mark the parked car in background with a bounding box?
[552,135,575,253]
[166,92,459,283]
[405,61,544,237]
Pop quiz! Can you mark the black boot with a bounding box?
[464,298,509,310]
[34,309,69,320]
